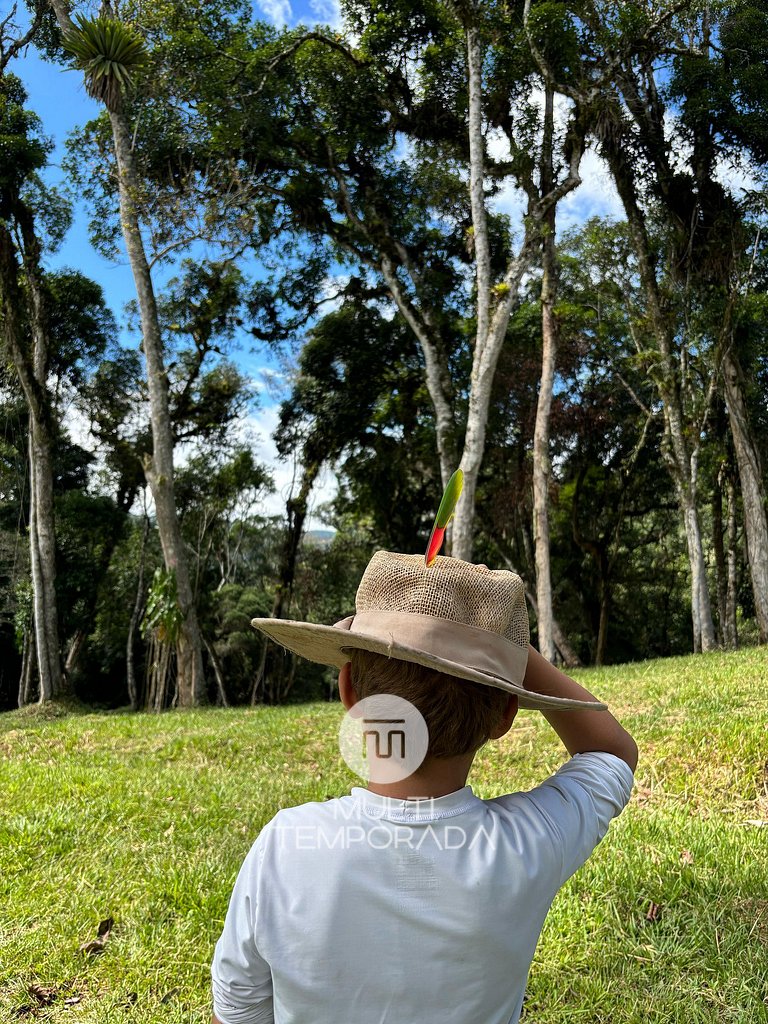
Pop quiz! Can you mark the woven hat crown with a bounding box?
[355,551,530,652]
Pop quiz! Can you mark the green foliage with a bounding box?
[12,577,31,651]
[141,568,183,645]
[55,492,129,639]
[0,73,51,218]
[524,2,580,83]
[206,581,272,703]
[62,114,123,261]
[669,2,768,166]
[45,270,116,385]
[5,0,768,711]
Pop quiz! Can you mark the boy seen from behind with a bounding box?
[211,551,638,1024]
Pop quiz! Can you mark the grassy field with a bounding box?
[2,647,767,1023]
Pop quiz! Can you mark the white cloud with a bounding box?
[558,146,623,233]
[486,123,622,234]
[317,272,351,314]
[257,0,292,28]
[308,0,343,30]
[240,403,339,530]
[62,400,96,454]
[715,154,764,197]
[486,127,511,164]
[488,177,527,223]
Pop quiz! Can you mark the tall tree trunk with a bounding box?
[453,24,531,559]
[126,511,150,711]
[48,0,206,706]
[450,26,583,560]
[251,457,319,704]
[721,345,768,643]
[532,83,557,662]
[18,621,35,707]
[602,133,717,652]
[725,473,739,649]
[0,222,64,700]
[28,429,54,700]
[22,218,67,698]
[108,111,205,707]
[712,466,727,647]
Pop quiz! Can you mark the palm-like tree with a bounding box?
[54,4,207,705]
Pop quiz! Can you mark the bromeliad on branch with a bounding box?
[62,15,147,113]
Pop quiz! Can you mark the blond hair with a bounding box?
[348,650,513,759]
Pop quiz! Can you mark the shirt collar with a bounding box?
[350,785,480,821]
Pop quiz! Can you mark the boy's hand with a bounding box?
[524,646,638,771]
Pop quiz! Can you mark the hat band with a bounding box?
[348,611,529,688]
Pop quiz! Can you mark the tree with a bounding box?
[523,0,722,651]
[668,2,768,642]
[531,81,559,660]
[52,2,206,703]
[0,69,68,700]
[135,0,587,560]
[254,301,425,702]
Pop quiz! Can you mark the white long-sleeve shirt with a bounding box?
[211,751,634,1024]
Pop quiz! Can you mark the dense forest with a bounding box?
[1,0,767,711]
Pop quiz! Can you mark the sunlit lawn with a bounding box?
[1,647,767,1022]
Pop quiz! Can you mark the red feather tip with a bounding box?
[425,525,446,567]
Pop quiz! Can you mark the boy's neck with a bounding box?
[366,752,475,800]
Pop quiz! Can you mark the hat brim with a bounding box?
[251,617,607,712]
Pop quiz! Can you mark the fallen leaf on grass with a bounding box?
[740,819,767,827]
[633,784,655,806]
[680,849,694,865]
[645,901,662,923]
[28,984,57,1005]
[14,985,57,1016]
[80,917,114,955]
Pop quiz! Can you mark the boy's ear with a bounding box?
[488,695,518,739]
[338,662,357,710]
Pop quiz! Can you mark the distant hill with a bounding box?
[304,530,335,547]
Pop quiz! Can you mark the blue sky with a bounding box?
[19,46,136,328]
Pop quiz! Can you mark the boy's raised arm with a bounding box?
[524,645,638,772]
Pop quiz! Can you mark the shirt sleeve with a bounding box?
[211,834,274,1024]
[523,750,634,887]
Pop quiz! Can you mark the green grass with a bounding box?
[1,647,767,1022]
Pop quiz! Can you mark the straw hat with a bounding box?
[251,550,605,711]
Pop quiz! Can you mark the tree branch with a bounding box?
[0,3,44,73]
